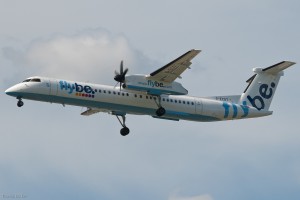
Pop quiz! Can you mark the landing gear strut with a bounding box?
[154,96,166,117]
[116,115,130,136]
[17,98,24,107]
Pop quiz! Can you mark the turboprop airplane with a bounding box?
[5,49,295,136]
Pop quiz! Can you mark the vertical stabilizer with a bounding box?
[240,61,295,111]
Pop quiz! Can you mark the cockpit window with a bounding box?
[22,79,31,82]
[30,78,41,82]
[22,78,41,83]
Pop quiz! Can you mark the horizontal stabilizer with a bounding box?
[262,61,295,74]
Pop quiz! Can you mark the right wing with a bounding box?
[148,49,201,83]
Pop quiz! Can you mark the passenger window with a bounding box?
[191,102,194,105]
[113,91,116,95]
[95,89,98,92]
[99,90,102,93]
[179,100,181,103]
[126,93,129,96]
[170,99,173,103]
[140,95,142,98]
[146,96,148,99]
[167,99,169,102]
[122,93,125,96]
[183,101,185,104]
[150,96,152,100]
[134,94,137,98]
[187,102,190,105]
[118,92,120,95]
[104,90,106,93]
[162,98,165,101]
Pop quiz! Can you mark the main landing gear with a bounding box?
[154,96,166,117]
[116,115,130,136]
[17,97,24,107]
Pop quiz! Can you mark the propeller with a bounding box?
[114,60,128,90]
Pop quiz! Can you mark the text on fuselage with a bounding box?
[59,81,95,98]
[147,80,164,88]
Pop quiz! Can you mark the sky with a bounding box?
[1,0,300,199]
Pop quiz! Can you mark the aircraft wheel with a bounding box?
[17,100,24,107]
[156,107,166,117]
[120,127,130,136]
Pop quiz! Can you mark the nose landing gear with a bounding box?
[116,115,130,136]
[17,98,24,107]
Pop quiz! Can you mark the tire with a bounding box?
[156,107,166,117]
[120,127,130,136]
[17,101,24,107]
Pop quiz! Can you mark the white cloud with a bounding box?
[2,28,154,85]
[169,193,214,200]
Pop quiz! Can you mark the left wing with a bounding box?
[148,49,201,83]
[81,108,101,116]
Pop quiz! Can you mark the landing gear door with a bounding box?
[50,80,58,96]
[195,99,203,114]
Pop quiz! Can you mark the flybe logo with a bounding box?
[59,81,95,98]
[147,80,164,88]
[247,82,275,110]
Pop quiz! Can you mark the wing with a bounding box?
[149,49,201,83]
[81,108,101,116]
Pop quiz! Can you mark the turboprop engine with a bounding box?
[123,74,188,95]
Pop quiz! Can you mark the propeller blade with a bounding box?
[123,68,129,76]
[114,60,128,86]
[120,60,124,74]
[114,82,119,88]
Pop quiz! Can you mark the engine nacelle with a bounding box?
[123,75,188,95]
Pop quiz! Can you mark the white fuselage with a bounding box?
[5,76,271,122]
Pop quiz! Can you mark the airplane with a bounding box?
[5,49,296,136]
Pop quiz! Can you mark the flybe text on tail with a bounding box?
[247,82,276,110]
[241,61,295,111]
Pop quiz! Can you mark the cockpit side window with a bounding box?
[30,78,41,82]
[22,79,31,82]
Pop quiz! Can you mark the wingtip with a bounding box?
[284,61,296,65]
[191,49,201,52]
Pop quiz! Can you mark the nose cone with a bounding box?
[5,85,22,97]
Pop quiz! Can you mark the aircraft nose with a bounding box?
[5,85,21,97]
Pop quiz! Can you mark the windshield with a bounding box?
[30,78,41,82]
[22,78,41,83]
[22,79,31,82]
